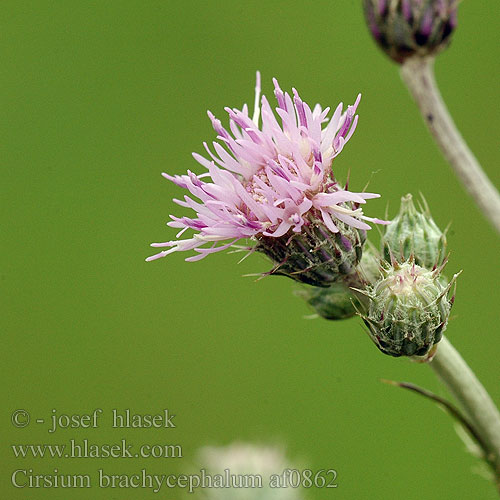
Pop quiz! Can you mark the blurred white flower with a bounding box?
[193,442,306,500]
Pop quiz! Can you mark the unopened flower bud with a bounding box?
[257,220,366,287]
[363,0,458,63]
[297,282,357,320]
[382,193,446,269]
[361,258,459,357]
[357,242,382,285]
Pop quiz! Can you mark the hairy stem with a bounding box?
[430,336,500,479]
[400,56,500,234]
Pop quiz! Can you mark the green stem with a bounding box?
[400,56,500,234]
[430,336,500,481]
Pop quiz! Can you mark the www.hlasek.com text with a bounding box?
[12,439,182,459]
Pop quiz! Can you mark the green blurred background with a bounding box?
[2,1,499,498]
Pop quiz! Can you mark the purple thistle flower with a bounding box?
[147,74,387,286]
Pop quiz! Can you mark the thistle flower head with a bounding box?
[360,258,459,357]
[147,74,387,286]
[363,0,458,63]
[382,193,447,269]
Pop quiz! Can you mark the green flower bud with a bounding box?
[382,193,447,269]
[361,258,459,357]
[295,243,381,320]
[257,220,366,287]
[297,282,357,320]
[363,0,458,64]
[357,242,382,285]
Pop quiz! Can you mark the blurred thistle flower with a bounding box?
[147,74,387,286]
[359,257,460,358]
[363,0,458,63]
[382,193,447,269]
[195,442,306,500]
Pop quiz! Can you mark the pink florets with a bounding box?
[147,73,387,263]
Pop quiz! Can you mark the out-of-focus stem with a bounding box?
[430,336,500,481]
[400,56,500,234]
